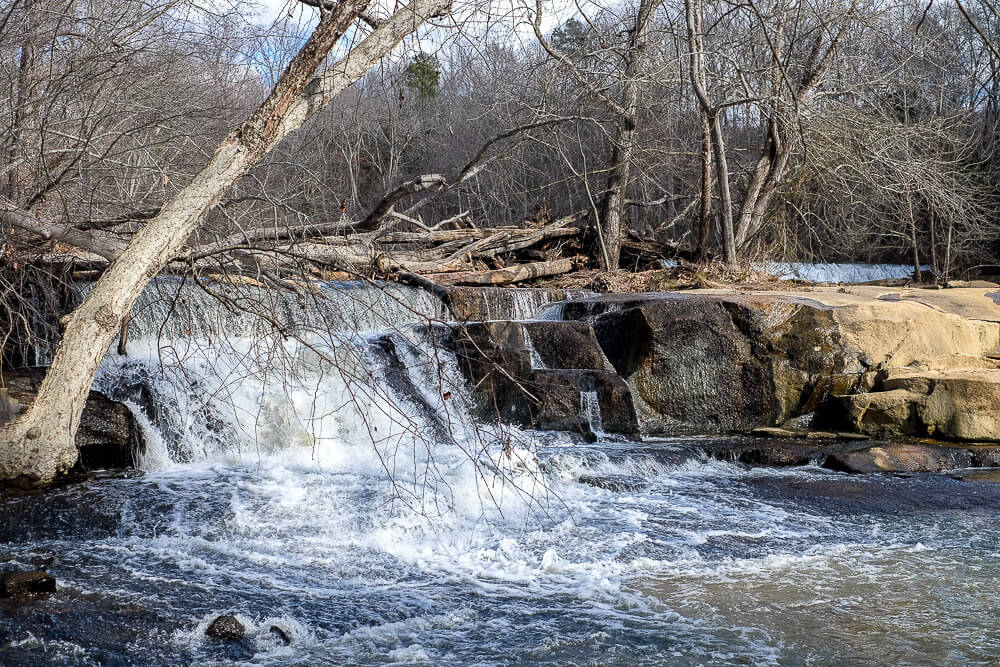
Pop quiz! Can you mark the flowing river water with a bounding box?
[2,280,999,665]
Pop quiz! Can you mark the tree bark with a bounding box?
[684,0,735,263]
[695,109,713,263]
[0,0,452,487]
[599,0,655,271]
[732,11,854,249]
[428,258,577,286]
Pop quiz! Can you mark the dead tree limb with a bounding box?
[2,206,128,261]
[358,174,446,230]
[428,257,578,286]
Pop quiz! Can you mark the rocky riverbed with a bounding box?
[6,283,1000,481]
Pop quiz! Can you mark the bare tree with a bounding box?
[0,0,452,487]
[532,0,659,270]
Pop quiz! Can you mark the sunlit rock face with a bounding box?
[840,368,1000,441]
[546,286,1000,437]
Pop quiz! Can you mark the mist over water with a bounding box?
[3,280,999,665]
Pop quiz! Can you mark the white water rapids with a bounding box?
[3,279,1000,665]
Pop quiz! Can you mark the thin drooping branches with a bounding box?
[0,0,453,487]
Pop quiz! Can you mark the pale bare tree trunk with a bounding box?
[906,188,922,282]
[732,6,857,249]
[599,0,655,271]
[532,0,657,271]
[0,0,451,487]
[695,109,713,262]
[733,114,794,248]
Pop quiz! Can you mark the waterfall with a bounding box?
[523,328,548,369]
[579,390,604,436]
[88,279,538,500]
[469,287,594,321]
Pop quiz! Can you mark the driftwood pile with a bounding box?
[246,210,592,287]
[35,210,594,288]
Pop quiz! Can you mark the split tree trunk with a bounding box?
[0,0,451,487]
[599,0,655,271]
[684,0,736,263]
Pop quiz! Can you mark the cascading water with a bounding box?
[578,390,603,435]
[4,279,1000,665]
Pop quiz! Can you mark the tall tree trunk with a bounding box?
[732,8,855,249]
[599,0,655,271]
[684,0,735,263]
[733,114,794,248]
[6,0,39,203]
[695,109,713,262]
[709,112,736,262]
[0,0,451,487]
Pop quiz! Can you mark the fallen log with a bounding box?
[427,257,578,286]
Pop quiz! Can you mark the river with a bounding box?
[1,280,998,665]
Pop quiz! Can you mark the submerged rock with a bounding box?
[0,570,56,599]
[205,614,246,640]
[950,468,1000,483]
[269,625,292,645]
[577,474,649,492]
[699,437,869,467]
[825,443,975,474]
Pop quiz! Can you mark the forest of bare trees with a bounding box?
[2,0,1000,483]
[3,0,1000,277]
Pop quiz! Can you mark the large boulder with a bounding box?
[446,320,639,438]
[1,368,145,471]
[839,368,1000,441]
[558,287,1000,435]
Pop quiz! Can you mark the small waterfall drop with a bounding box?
[579,390,604,435]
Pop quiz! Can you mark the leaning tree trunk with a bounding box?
[598,0,655,271]
[0,0,451,487]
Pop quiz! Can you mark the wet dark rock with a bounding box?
[0,367,144,472]
[206,614,246,640]
[523,320,610,371]
[446,320,639,438]
[750,426,869,442]
[269,625,292,644]
[949,468,1000,483]
[825,443,977,474]
[578,474,648,493]
[558,293,864,434]
[751,427,799,439]
[0,570,56,599]
[746,472,1000,515]
[698,437,870,468]
[699,436,1000,474]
